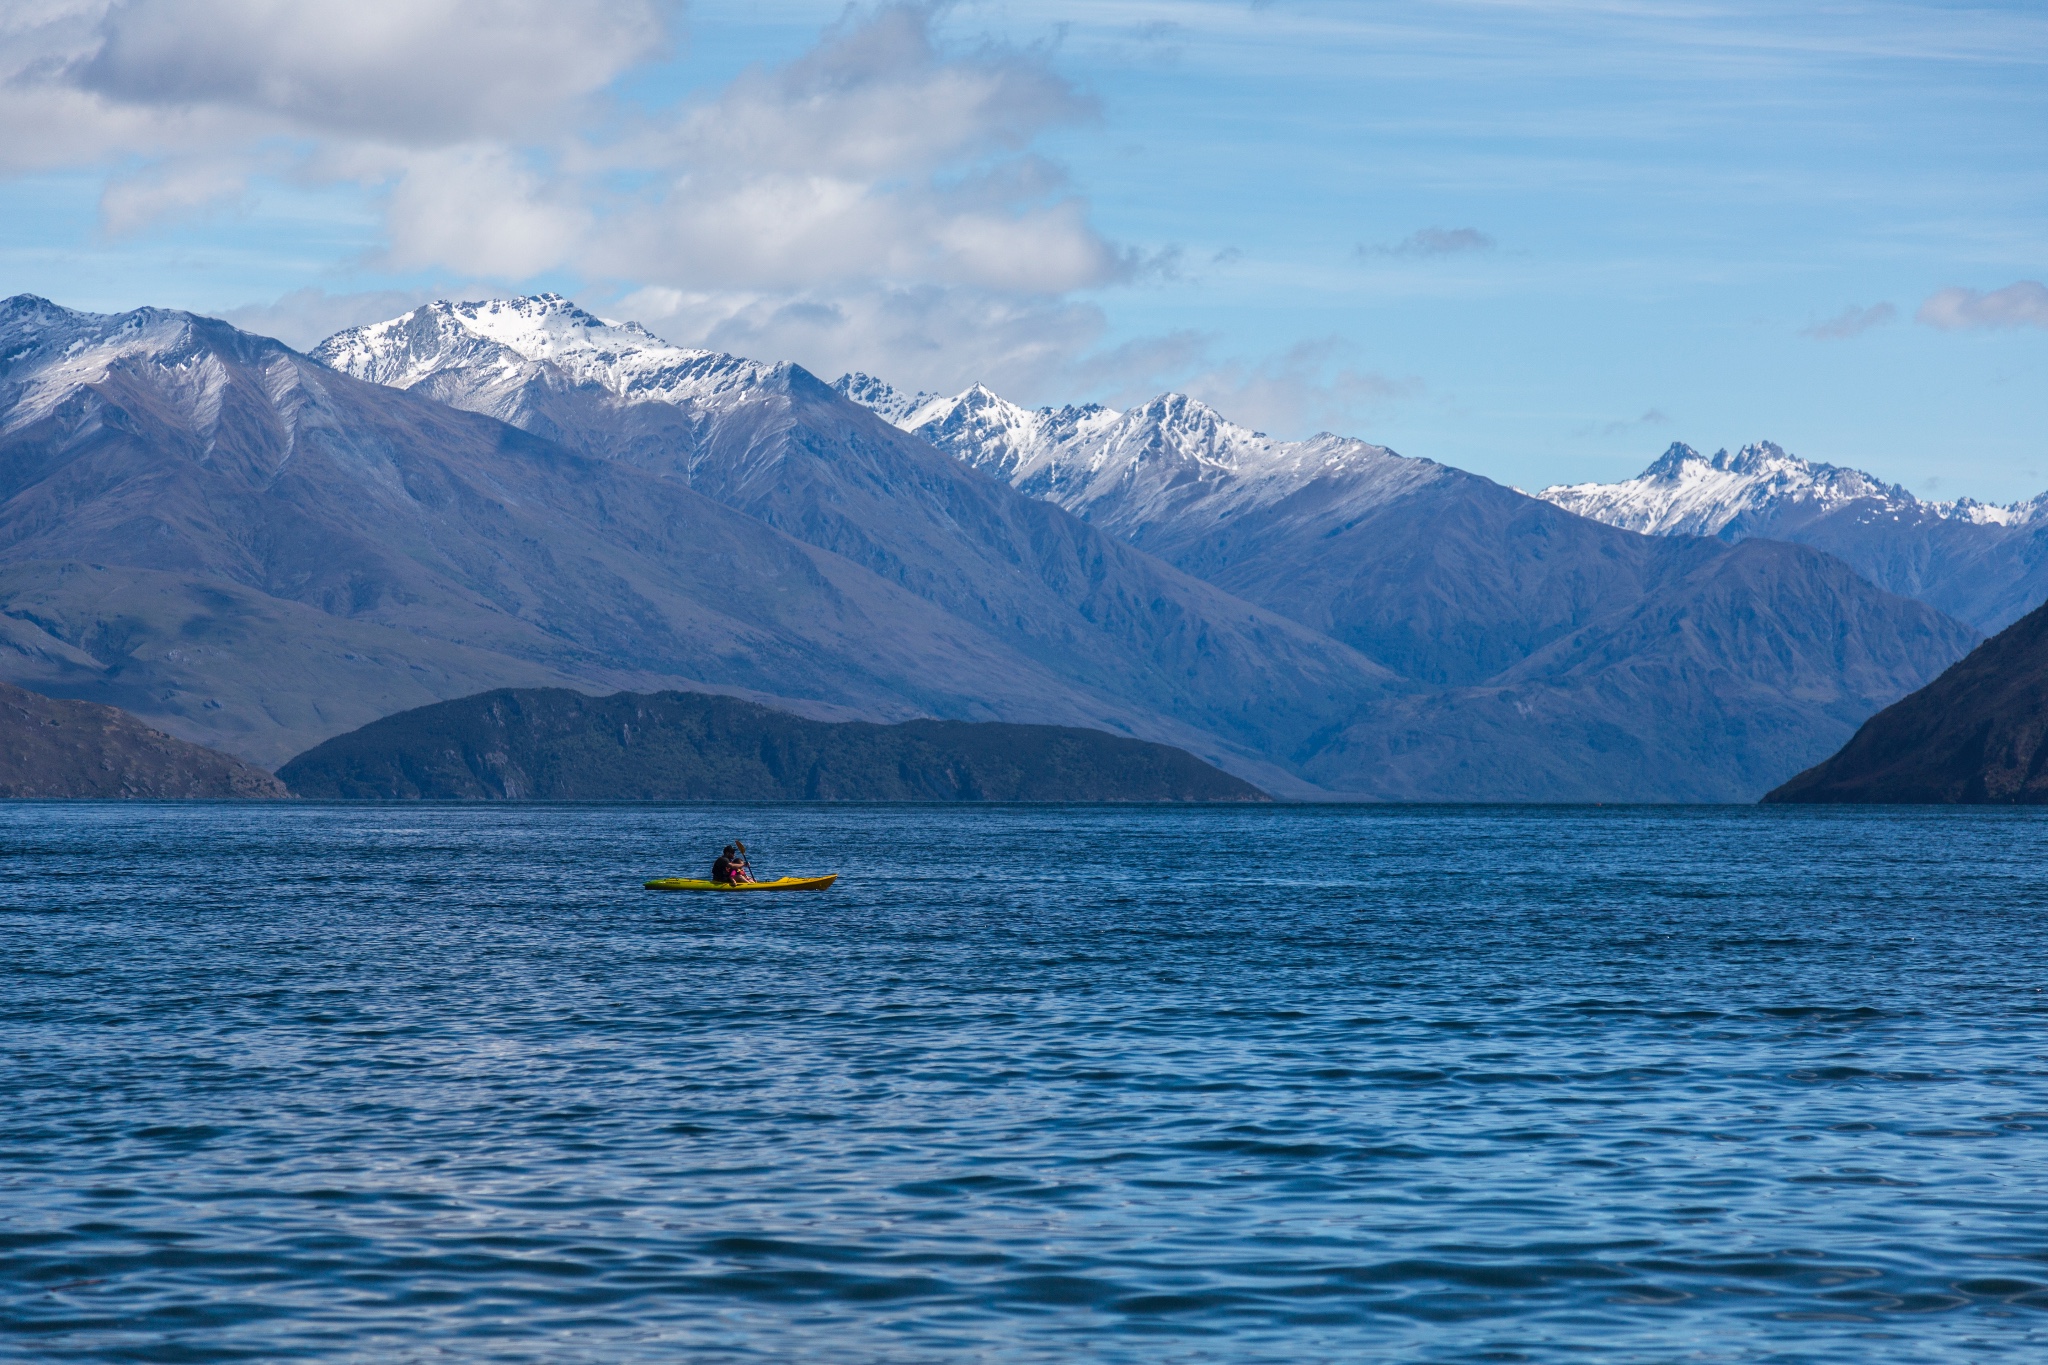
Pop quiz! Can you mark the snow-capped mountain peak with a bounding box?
[836,373,1437,539]
[1,293,325,445]
[1539,440,2046,538]
[312,294,776,417]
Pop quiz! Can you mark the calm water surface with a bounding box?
[3,803,2047,1362]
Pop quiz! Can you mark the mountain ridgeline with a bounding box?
[835,374,1976,800]
[1766,596,2048,804]
[0,680,284,798]
[278,689,1269,802]
[1540,441,2048,635]
[0,290,1987,801]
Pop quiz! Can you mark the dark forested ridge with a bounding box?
[0,680,285,798]
[277,689,1269,802]
[1766,597,2048,804]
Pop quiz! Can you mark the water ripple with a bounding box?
[2,803,2047,1361]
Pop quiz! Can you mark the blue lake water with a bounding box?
[3,802,2047,1362]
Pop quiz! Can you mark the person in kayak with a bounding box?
[711,845,737,884]
[730,841,755,884]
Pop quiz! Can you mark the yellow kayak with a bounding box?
[643,874,839,892]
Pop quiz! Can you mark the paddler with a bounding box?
[730,841,756,884]
[711,845,737,884]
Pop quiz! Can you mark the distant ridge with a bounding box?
[835,372,1977,800]
[0,680,284,798]
[1766,598,2048,804]
[278,689,1270,802]
[1539,441,2048,633]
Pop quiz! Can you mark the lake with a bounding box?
[3,803,2046,1362]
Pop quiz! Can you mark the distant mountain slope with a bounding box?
[1539,442,2048,633]
[311,296,1404,789]
[1323,539,1973,802]
[279,688,1269,802]
[0,679,283,798]
[1765,597,2048,804]
[3,296,1192,766]
[837,373,1975,798]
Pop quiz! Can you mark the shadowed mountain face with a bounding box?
[836,374,1977,798]
[0,679,284,798]
[1766,597,2048,804]
[1541,442,2048,634]
[0,295,1388,785]
[279,688,1269,802]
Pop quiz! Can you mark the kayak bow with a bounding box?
[643,874,839,892]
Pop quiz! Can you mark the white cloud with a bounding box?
[579,7,1122,296]
[72,0,672,142]
[10,1,1318,422]
[616,282,1114,403]
[1136,338,1422,437]
[670,7,1092,179]
[1800,301,1895,340]
[380,145,592,278]
[219,285,483,351]
[96,152,258,234]
[1917,281,2048,331]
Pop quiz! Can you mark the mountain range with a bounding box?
[0,291,1982,799]
[1540,442,2048,634]
[834,373,1973,799]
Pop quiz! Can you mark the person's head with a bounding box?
[722,844,735,857]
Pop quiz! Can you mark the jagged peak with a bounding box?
[1538,437,2041,534]
[313,294,781,408]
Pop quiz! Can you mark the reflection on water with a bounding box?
[3,803,2046,1362]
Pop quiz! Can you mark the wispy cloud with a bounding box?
[1917,281,2048,331]
[1119,338,1422,437]
[1572,408,1670,440]
[1800,301,1895,340]
[220,286,486,352]
[1358,226,1495,259]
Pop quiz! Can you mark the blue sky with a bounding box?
[2,1,2043,497]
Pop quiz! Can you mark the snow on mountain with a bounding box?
[312,293,778,426]
[1539,441,2046,537]
[832,374,1442,542]
[2,295,297,440]
[1537,440,2048,633]
[0,295,375,483]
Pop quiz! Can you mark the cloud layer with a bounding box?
[0,1,1417,432]
[1918,282,2048,331]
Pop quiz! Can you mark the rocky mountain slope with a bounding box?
[0,679,284,798]
[0,294,1388,786]
[279,688,1268,802]
[1539,443,2048,633]
[838,374,1975,798]
[1766,596,2048,804]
